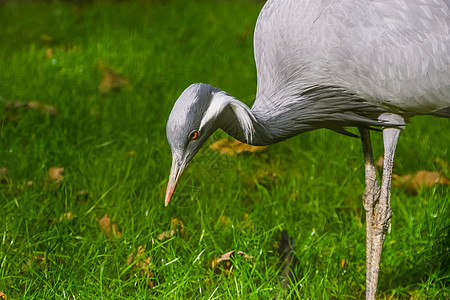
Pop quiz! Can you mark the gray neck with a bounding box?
[216,85,390,145]
[218,105,275,146]
[216,95,310,146]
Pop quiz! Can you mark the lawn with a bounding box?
[0,0,449,299]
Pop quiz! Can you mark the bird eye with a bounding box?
[189,130,198,140]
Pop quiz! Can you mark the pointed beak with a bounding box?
[165,156,187,207]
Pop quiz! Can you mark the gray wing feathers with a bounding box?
[254,0,450,116]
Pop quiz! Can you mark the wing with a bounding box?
[253,0,450,116]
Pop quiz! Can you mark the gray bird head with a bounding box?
[165,83,222,206]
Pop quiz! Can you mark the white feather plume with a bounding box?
[199,91,255,144]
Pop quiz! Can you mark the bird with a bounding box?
[164,0,450,298]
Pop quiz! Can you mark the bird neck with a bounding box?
[216,85,392,146]
[205,91,267,146]
[219,107,273,146]
[216,91,319,146]
[214,92,296,146]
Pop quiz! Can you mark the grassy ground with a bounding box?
[0,0,449,299]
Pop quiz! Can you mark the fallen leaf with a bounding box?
[48,167,64,184]
[375,156,384,169]
[340,258,349,268]
[53,212,76,223]
[98,214,122,238]
[209,250,253,275]
[75,190,89,202]
[210,139,267,155]
[27,101,58,116]
[392,170,450,194]
[127,246,154,288]
[219,215,230,226]
[157,230,175,241]
[4,100,28,110]
[1,101,26,125]
[157,218,187,241]
[98,67,130,93]
[0,168,7,184]
[46,48,53,58]
[3,100,58,120]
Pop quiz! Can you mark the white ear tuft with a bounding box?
[199,91,255,144]
[229,99,255,143]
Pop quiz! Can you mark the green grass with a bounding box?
[0,0,449,299]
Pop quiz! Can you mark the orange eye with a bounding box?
[189,131,198,140]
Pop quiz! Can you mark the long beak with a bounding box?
[165,157,187,207]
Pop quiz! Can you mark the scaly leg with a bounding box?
[359,128,381,299]
[363,113,404,300]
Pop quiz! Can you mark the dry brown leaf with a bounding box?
[2,101,26,125]
[375,156,384,169]
[0,168,7,185]
[209,250,253,274]
[48,167,64,184]
[46,48,53,58]
[157,218,187,241]
[127,246,154,288]
[54,212,76,222]
[220,215,230,226]
[98,67,130,93]
[127,246,150,266]
[392,170,450,193]
[4,100,28,110]
[340,258,349,268]
[98,214,122,238]
[210,139,267,155]
[27,101,58,116]
[4,100,57,117]
[75,190,89,202]
[157,230,175,241]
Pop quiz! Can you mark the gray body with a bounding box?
[252,0,450,142]
[165,1,450,297]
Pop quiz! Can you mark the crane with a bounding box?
[164,0,450,298]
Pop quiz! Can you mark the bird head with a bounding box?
[165,83,223,206]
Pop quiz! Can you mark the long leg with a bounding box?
[359,128,381,299]
[363,113,404,300]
